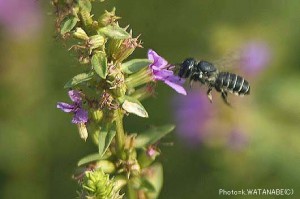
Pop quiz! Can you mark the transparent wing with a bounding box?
[211,48,244,72]
[171,47,245,75]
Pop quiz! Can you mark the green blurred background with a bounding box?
[0,0,300,198]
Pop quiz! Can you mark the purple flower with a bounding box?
[172,89,213,146]
[57,90,88,124]
[147,148,156,157]
[240,41,271,75]
[0,0,42,39]
[148,49,187,95]
[146,146,158,157]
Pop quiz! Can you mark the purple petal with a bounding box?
[148,49,168,69]
[165,74,185,84]
[147,148,156,157]
[153,69,174,80]
[68,90,82,103]
[57,102,75,113]
[72,108,88,124]
[164,80,187,95]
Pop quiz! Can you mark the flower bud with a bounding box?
[77,123,88,141]
[107,67,127,98]
[95,160,116,174]
[113,83,127,98]
[73,27,89,40]
[89,35,105,51]
[108,32,142,62]
[98,7,121,26]
[108,39,123,60]
[137,147,160,168]
[81,169,123,198]
[80,9,93,26]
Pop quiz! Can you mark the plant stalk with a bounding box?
[115,109,125,159]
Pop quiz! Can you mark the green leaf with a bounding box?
[121,96,148,118]
[145,163,163,199]
[121,59,152,74]
[91,53,107,79]
[64,72,94,88]
[98,127,116,156]
[97,25,130,39]
[78,0,92,12]
[135,124,175,148]
[77,153,103,166]
[60,16,79,34]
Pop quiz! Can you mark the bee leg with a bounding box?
[207,87,213,103]
[221,91,231,106]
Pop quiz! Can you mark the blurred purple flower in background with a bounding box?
[57,90,88,124]
[148,49,187,95]
[227,129,248,151]
[172,90,250,149]
[0,0,42,39]
[172,90,213,146]
[240,41,271,75]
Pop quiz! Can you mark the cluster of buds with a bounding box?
[53,0,186,198]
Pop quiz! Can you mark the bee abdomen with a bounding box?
[216,72,250,95]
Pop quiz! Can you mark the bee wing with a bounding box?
[211,49,244,72]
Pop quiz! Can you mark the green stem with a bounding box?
[115,109,125,158]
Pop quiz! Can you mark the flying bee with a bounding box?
[177,58,250,105]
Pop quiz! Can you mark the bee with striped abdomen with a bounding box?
[178,58,250,105]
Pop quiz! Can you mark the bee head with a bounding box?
[178,58,197,78]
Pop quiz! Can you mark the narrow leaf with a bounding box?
[98,127,116,156]
[98,131,108,155]
[77,153,103,166]
[135,124,175,148]
[60,16,78,34]
[103,130,115,155]
[64,72,94,88]
[122,59,152,74]
[121,96,148,118]
[97,25,130,39]
[91,53,107,79]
